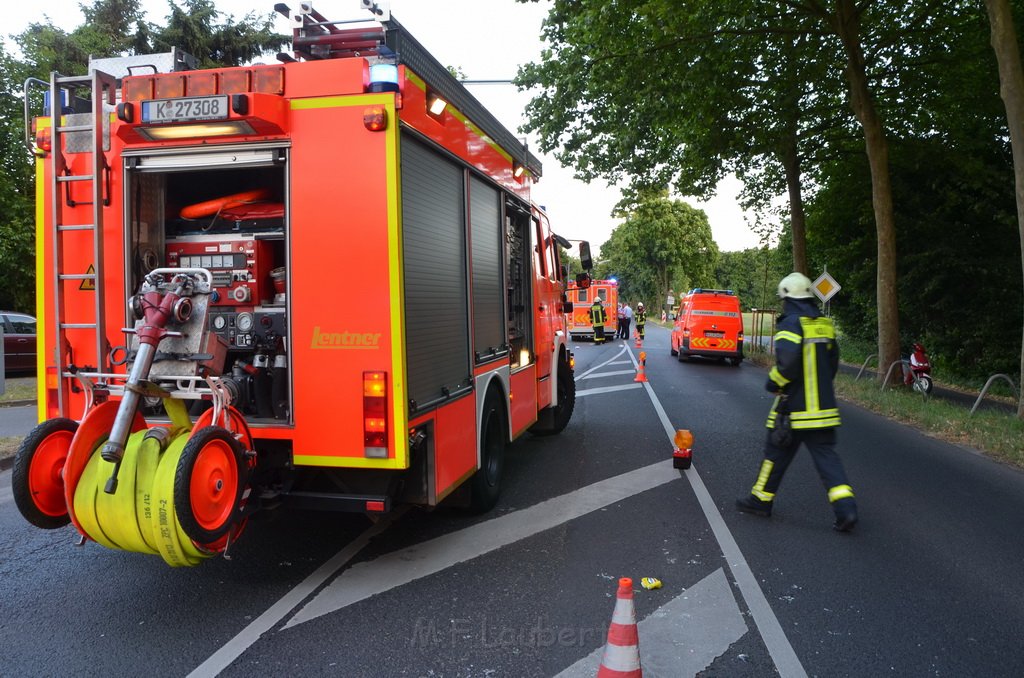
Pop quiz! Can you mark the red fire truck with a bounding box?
[13,4,590,566]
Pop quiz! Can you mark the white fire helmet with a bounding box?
[777,272,815,299]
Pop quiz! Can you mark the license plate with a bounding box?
[141,95,229,124]
[705,331,725,338]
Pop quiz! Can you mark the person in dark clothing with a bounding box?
[736,272,858,532]
[590,298,607,344]
[635,302,646,339]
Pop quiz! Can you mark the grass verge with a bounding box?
[0,437,20,464]
[1,377,37,403]
[834,375,1024,469]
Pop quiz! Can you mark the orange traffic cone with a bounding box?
[634,330,642,349]
[634,352,648,383]
[597,577,642,677]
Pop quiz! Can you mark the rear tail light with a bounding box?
[363,371,388,458]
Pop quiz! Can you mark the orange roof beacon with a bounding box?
[670,289,745,366]
[13,3,592,566]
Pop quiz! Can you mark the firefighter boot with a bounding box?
[735,495,773,517]
[832,497,858,532]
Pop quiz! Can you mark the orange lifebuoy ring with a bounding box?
[179,188,271,219]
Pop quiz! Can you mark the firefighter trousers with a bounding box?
[594,325,605,344]
[750,428,856,516]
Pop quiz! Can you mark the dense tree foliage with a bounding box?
[598,195,717,309]
[807,138,1022,382]
[714,248,789,313]
[524,0,1024,401]
[0,0,286,312]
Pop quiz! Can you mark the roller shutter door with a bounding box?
[401,135,470,409]
[469,175,504,360]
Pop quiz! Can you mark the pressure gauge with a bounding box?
[236,312,254,333]
[212,315,227,331]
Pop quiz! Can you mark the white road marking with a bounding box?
[577,344,629,380]
[285,459,679,628]
[556,568,747,677]
[579,369,637,380]
[627,350,808,678]
[0,469,12,506]
[187,508,406,678]
[577,384,644,398]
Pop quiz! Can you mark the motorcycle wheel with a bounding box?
[913,374,933,395]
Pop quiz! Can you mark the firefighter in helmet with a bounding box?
[635,302,646,339]
[736,272,858,532]
[590,297,607,344]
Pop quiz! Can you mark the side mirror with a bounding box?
[578,241,593,270]
[562,300,574,314]
[575,272,592,289]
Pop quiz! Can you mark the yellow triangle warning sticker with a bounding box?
[80,264,96,291]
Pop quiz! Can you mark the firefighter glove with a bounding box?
[765,378,780,394]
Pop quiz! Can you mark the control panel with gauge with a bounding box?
[165,235,274,306]
[208,307,286,352]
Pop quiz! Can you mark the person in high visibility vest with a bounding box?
[590,298,607,344]
[635,302,646,339]
[736,272,858,532]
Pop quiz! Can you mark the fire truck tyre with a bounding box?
[670,343,678,357]
[530,357,576,436]
[913,374,933,395]
[730,357,743,367]
[469,394,506,513]
[12,418,79,529]
[173,426,246,544]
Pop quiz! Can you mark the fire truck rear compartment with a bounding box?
[126,154,289,425]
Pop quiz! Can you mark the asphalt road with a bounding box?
[2,324,1024,676]
[0,403,37,438]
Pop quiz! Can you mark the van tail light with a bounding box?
[363,371,388,458]
[682,328,691,338]
[738,332,744,341]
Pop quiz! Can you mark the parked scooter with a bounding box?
[903,342,933,394]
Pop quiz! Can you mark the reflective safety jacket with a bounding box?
[590,302,606,325]
[636,309,646,325]
[766,298,841,430]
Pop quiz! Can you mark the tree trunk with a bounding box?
[780,135,808,275]
[831,0,901,383]
[983,0,1024,418]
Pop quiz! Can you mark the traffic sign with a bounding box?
[812,271,840,302]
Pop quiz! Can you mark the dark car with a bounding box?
[2,312,36,375]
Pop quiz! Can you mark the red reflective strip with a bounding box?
[606,622,639,646]
[365,500,386,512]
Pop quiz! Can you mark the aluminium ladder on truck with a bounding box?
[39,71,117,415]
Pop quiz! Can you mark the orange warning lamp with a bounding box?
[673,429,693,470]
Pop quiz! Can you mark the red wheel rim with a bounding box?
[192,406,253,452]
[28,430,74,517]
[189,438,240,531]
